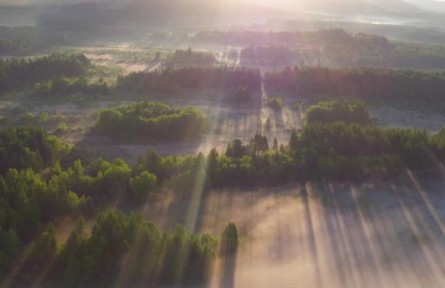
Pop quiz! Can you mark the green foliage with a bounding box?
[56,122,69,134]
[38,112,49,123]
[240,46,295,65]
[129,171,157,200]
[47,210,218,287]
[30,224,57,259]
[117,67,261,94]
[305,100,372,125]
[0,54,90,94]
[197,29,445,69]
[0,27,43,56]
[166,48,216,66]
[34,77,109,97]
[220,223,238,257]
[0,228,20,275]
[264,117,272,130]
[0,127,69,174]
[266,96,283,110]
[95,101,206,142]
[265,66,445,110]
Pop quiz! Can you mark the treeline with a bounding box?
[194,29,361,46]
[264,66,445,109]
[0,181,217,287]
[0,38,31,56]
[0,126,229,286]
[0,127,69,175]
[117,67,261,94]
[240,46,295,65]
[128,101,445,186]
[36,211,216,287]
[305,100,372,125]
[0,26,41,56]
[166,48,216,66]
[94,101,206,142]
[195,29,445,69]
[195,29,389,57]
[0,54,90,93]
[0,154,215,285]
[34,77,109,97]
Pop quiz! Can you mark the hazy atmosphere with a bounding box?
[2,0,445,287]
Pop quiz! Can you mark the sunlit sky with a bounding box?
[0,0,445,12]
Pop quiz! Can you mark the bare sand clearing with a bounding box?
[80,98,303,163]
[371,105,445,133]
[143,174,445,288]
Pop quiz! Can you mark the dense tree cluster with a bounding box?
[94,101,206,142]
[264,66,445,109]
[34,77,109,97]
[194,29,339,46]
[305,100,372,125]
[206,126,431,185]
[195,29,390,60]
[240,46,295,65]
[0,27,41,56]
[166,48,216,66]
[0,166,85,282]
[117,67,261,94]
[0,54,90,93]
[90,101,441,187]
[220,222,239,257]
[0,151,217,285]
[266,96,283,110]
[195,29,445,69]
[42,211,217,287]
[0,127,69,175]
[0,39,19,55]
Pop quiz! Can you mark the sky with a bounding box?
[1,0,445,13]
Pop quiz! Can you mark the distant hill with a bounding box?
[35,0,297,28]
[404,0,445,13]
[0,0,437,29]
[281,0,423,14]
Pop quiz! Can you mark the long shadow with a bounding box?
[318,181,353,288]
[301,182,323,287]
[219,254,237,288]
[389,178,441,285]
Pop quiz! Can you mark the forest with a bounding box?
[264,66,445,110]
[166,48,216,67]
[2,100,444,286]
[240,46,295,65]
[0,127,229,287]
[196,29,445,68]
[4,0,445,286]
[117,67,262,95]
[0,61,445,288]
[33,77,109,97]
[0,54,90,94]
[94,101,206,142]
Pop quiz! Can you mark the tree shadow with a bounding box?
[219,254,237,288]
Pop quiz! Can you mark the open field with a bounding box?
[137,173,445,288]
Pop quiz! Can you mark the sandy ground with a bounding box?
[78,96,303,163]
[141,170,445,288]
[371,105,445,133]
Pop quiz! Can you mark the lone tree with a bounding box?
[220,223,239,257]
